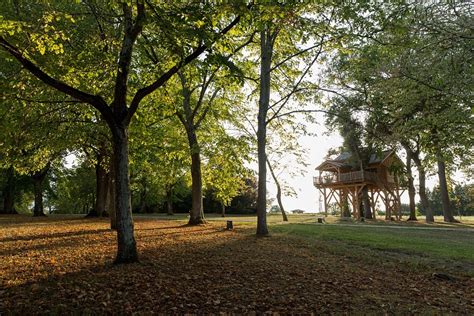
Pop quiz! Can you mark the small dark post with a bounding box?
[317,217,325,224]
[226,220,233,230]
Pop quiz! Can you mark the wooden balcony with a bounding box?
[313,171,378,187]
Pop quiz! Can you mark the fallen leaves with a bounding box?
[0,215,473,314]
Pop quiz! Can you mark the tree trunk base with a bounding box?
[444,217,460,223]
[1,209,18,215]
[407,217,418,221]
[425,218,435,223]
[188,218,206,225]
[85,210,99,218]
[114,252,139,264]
[256,232,270,237]
[33,212,46,217]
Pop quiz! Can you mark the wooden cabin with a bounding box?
[314,150,405,219]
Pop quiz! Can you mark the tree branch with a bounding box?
[266,36,325,124]
[126,7,248,124]
[194,88,220,129]
[0,36,113,123]
[114,0,145,123]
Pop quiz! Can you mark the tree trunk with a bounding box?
[166,187,174,215]
[256,27,274,237]
[436,151,457,223]
[362,186,372,219]
[221,202,226,217]
[186,128,205,225]
[31,164,49,217]
[405,149,417,221]
[94,151,108,217]
[139,180,147,213]
[418,168,433,222]
[111,125,138,263]
[266,157,288,222]
[341,190,351,217]
[2,166,17,214]
[411,152,433,222]
[106,163,117,229]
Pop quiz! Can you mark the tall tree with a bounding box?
[1,1,249,262]
[249,3,335,235]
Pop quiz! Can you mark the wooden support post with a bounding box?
[339,189,344,217]
[323,187,328,217]
[354,186,359,219]
[395,186,402,221]
[383,190,390,220]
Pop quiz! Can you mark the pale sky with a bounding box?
[265,116,342,213]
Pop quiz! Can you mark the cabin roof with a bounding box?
[316,150,394,171]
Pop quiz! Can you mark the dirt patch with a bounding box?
[1,216,473,314]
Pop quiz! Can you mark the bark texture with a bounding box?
[93,149,109,217]
[436,151,457,223]
[405,149,418,221]
[105,153,117,229]
[186,128,205,225]
[2,166,17,214]
[412,154,433,222]
[256,27,274,236]
[341,190,351,217]
[112,126,137,263]
[32,164,49,217]
[221,202,226,217]
[166,188,174,215]
[361,186,372,219]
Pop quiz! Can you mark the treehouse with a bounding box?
[313,150,405,220]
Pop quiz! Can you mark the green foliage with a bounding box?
[324,2,473,186]
[420,183,474,217]
[50,161,95,214]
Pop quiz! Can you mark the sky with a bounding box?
[265,115,341,213]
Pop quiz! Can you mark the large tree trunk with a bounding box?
[411,152,433,222]
[186,128,205,225]
[32,165,49,217]
[361,186,372,219]
[256,27,274,236]
[2,166,17,214]
[266,157,288,222]
[111,125,138,263]
[405,149,417,221]
[436,151,457,223]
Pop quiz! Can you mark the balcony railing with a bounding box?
[313,171,378,186]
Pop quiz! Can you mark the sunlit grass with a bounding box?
[272,222,474,261]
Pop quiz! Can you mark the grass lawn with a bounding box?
[273,223,474,266]
[1,214,473,314]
